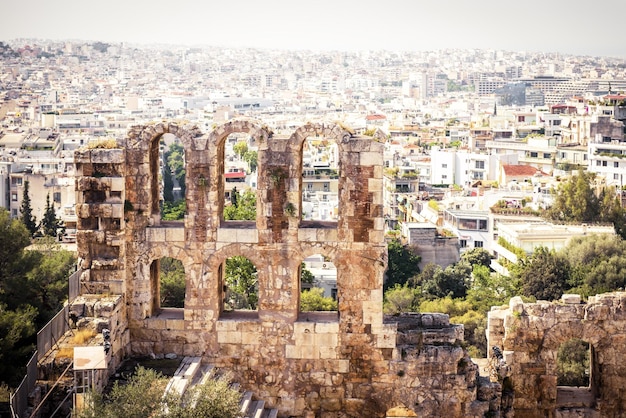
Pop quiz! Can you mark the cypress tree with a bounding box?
[20,179,38,236]
[40,194,64,239]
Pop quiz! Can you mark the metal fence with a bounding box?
[10,268,82,417]
[68,269,81,303]
[9,351,38,418]
[37,305,69,362]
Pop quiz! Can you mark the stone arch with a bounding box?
[288,122,352,225]
[538,319,608,409]
[206,243,268,317]
[125,122,202,226]
[298,244,341,317]
[207,120,271,227]
[134,243,195,318]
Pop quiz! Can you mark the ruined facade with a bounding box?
[488,293,626,418]
[73,120,500,417]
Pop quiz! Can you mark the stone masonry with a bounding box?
[488,292,626,417]
[73,120,500,417]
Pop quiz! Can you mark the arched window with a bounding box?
[556,338,596,408]
[301,136,339,222]
[149,256,186,319]
[221,255,258,319]
[222,133,257,223]
[298,253,338,321]
[160,134,186,221]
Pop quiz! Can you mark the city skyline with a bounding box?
[3,0,626,58]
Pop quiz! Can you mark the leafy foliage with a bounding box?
[300,287,338,311]
[300,263,315,284]
[518,247,570,301]
[557,339,590,387]
[0,209,77,387]
[78,366,242,418]
[225,256,258,310]
[160,258,185,308]
[384,238,421,290]
[383,284,418,315]
[224,189,256,221]
[562,233,626,296]
[0,303,37,386]
[460,248,492,268]
[162,200,186,221]
[545,170,626,239]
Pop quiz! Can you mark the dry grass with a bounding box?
[71,329,96,344]
[56,347,74,359]
[86,138,119,149]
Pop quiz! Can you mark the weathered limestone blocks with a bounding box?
[488,292,626,417]
[74,120,500,417]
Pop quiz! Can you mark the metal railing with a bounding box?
[10,268,82,417]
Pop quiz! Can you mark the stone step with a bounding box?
[239,391,253,415]
[262,409,278,418]
[246,400,265,418]
[163,356,203,398]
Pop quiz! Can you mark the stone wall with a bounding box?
[74,120,499,417]
[488,292,626,417]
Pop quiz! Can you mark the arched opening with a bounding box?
[159,257,186,308]
[298,254,338,321]
[222,133,257,223]
[556,338,596,408]
[160,133,186,221]
[221,255,258,319]
[301,135,339,223]
[149,256,186,319]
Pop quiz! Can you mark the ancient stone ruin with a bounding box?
[489,292,626,418]
[71,119,506,417]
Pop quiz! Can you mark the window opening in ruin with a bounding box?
[222,256,258,313]
[159,257,186,309]
[160,134,186,221]
[557,338,590,387]
[301,136,339,223]
[222,133,257,223]
[299,254,338,319]
[556,338,596,409]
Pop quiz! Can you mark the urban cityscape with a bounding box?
[3,5,626,416]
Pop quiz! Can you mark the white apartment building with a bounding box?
[430,147,455,185]
[442,209,491,252]
[491,222,616,275]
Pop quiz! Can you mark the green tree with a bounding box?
[300,287,338,311]
[79,366,242,418]
[546,170,598,223]
[166,143,186,196]
[160,257,185,308]
[300,263,315,285]
[233,141,248,159]
[20,179,38,237]
[40,194,64,238]
[383,284,418,315]
[557,339,590,387]
[518,246,570,301]
[166,371,242,418]
[0,303,37,387]
[420,262,470,299]
[162,200,186,221]
[225,256,258,310]
[0,209,31,287]
[23,237,76,323]
[384,238,421,290]
[224,189,256,221]
[562,233,626,296]
[243,150,258,173]
[460,248,492,268]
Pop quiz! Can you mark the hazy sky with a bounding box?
[3,0,626,57]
